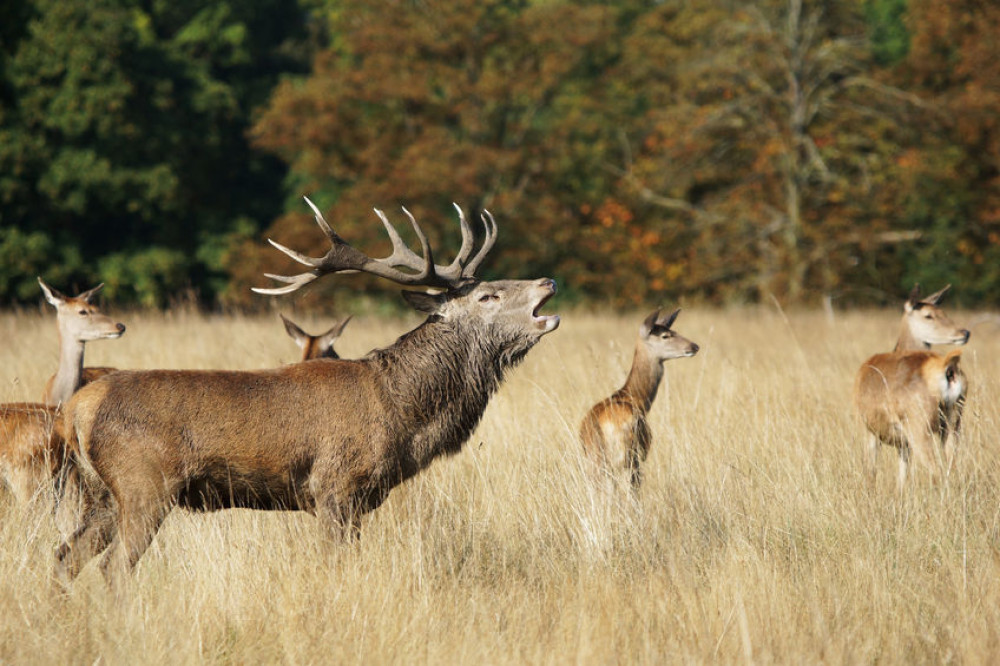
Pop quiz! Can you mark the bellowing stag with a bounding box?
[55,199,559,586]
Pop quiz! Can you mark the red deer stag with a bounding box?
[39,279,126,406]
[280,313,351,361]
[55,198,560,586]
[580,308,698,495]
[854,285,970,492]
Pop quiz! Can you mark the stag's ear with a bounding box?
[905,284,921,312]
[657,308,681,331]
[921,284,951,306]
[402,290,447,314]
[640,309,661,338]
[38,278,66,307]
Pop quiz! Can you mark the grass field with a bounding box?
[1,304,999,664]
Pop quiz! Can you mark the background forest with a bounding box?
[0,0,997,309]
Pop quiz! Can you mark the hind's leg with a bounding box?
[865,435,880,490]
[896,445,911,496]
[942,406,963,477]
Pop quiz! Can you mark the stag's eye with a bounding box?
[79,310,89,316]
[478,293,499,303]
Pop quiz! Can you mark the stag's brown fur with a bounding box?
[854,285,970,491]
[581,309,698,494]
[56,237,558,586]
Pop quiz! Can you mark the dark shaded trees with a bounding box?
[0,0,309,305]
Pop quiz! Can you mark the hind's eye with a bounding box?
[79,310,88,315]
[479,293,498,302]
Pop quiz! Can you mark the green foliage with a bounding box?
[0,0,997,308]
[865,0,910,65]
[0,0,308,306]
[98,247,190,308]
[0,227,84,300]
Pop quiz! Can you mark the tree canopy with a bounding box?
[1,0,997,308]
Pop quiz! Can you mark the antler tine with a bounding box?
[265,238,326,268]
[252,272,320,295]
[372,208,435,281]
[400,207,438,278]
[442,203,477,277]
[255,198,494,296]
[461,209,498,278]
[304,196,336,240]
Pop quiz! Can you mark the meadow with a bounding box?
[0,303,998,664]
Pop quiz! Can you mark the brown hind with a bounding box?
[581,308,699,496]
[854,285,970,492]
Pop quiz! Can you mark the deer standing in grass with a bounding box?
[55,198,559,587]
[854,285,970,492]
[0,281,124,504]
[280,314,351,361]
[38,279,126,406]
[581,308,698,495]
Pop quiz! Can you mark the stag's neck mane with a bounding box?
[366,315,518,467]
[612,341,664,414]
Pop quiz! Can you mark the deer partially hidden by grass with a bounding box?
[0,281,124,505]
[854,285,970,492]
[580,308,698,497]
[55,198,559,588]
[280,314,351,361]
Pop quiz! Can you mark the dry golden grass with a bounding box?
[1,305,1000,664]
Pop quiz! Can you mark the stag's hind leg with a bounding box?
[98,493,172,590]
[54,486,117,585]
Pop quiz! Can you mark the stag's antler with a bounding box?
[253,198,498,296]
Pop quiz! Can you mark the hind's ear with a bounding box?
[905,284,921,312]
[402,290,446,314]
[280,314,308,349]
[77,283,105,303]
[657,308,681,330]
[38,278,66,307]
[921,284,951,306]
[640,309,661,338]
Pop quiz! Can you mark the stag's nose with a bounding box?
[116,323,126,333]
[538,278,556,291]
[961,329,970,344]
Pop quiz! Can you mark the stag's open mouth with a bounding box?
[532,280,560,333]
